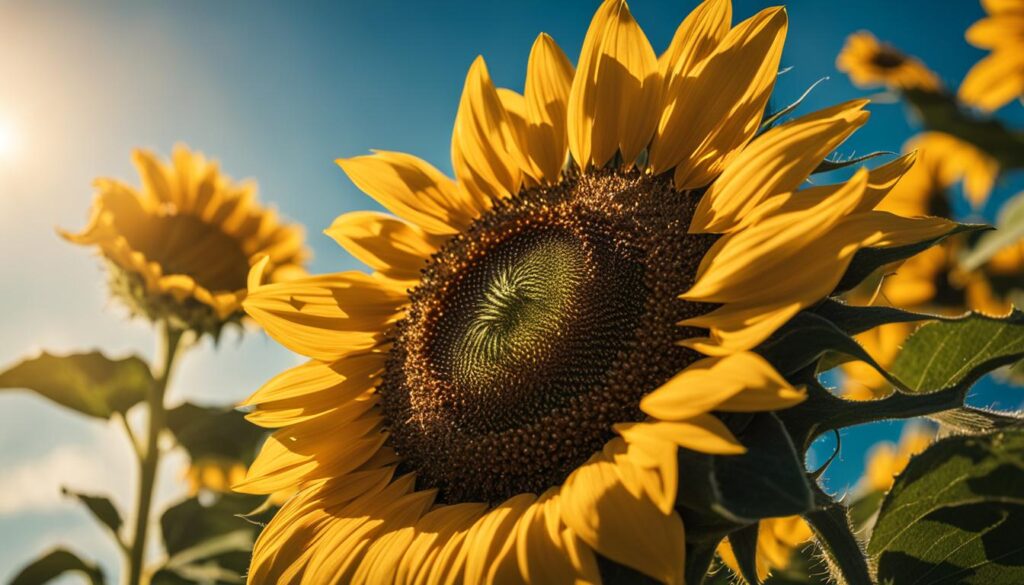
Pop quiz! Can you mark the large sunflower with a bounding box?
[236,1,954,582]
[62,145,307,334]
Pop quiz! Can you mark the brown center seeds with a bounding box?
[379,168,716,504]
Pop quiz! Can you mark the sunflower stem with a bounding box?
[125,322,183,585]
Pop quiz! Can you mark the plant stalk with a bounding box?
[125,323,183,585]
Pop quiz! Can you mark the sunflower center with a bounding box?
[379,169,715,504]
[871,48,905,69]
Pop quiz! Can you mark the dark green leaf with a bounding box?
[708,414,813,522]
[160,493,263,575]
[0,351,153,419]
[811,299,939,336]
[9,548,105,585]
[847,490,885,531]
[833,223,988,295]
[930,407,1024,435]
[62,487,123,538]
[962,191,1024,271]
[903,88,1024,170]
[803,503,871,585]
[870,429,1024,584]
[891,311,1024,394]
[166,403,265,464]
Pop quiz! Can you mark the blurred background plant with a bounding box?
[1,146,306,584]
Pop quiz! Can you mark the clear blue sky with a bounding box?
[1,0,1020,580]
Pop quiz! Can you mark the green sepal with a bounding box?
[810,298,940,336]
[0,351,153,420]
[813,151,893,174]
[728,522,763,585]
[869,429,1024,584]
[832,223,988,296]
[678,413,813,524]
[9,548,105,585]
[62,487,123,543]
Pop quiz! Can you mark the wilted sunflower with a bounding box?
[960,0,1024,112]
[62,145,307,335]
[836,31,941,92]
[236,0,954,582]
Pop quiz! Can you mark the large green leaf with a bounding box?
[890,311,1024,393]
[160,494,261,557]
[9,548,105,585]
[62,487,123,540]
[869,429,1024,584]
[0,351,153,419]
[166,403,264,464]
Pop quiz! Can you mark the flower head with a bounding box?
[62,145,307,336]
[960,0,1024,112]
[235,1,955,582]
[837,31,942,92]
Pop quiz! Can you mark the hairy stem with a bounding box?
[125,323,183,585]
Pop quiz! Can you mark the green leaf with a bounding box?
[803,503,871,585]
[680,413,813,523]
[0,351,153,419]
[166,403,265,464]
[833,223,988,295]
[9,548,105,585]
[903,88,1024,170]
[870,429,1024,584]
[62,487,123,539]
[811,299,938,336]
[891,310,1024,394]
[962,192,1024,271]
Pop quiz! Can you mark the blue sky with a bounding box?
[0,0,1020,581]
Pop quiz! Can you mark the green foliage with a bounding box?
[9,548,105,585]
[803,504,871,585]
[870,429,1024,584]
[166,402,265,464]
[962,191,1024,271]
[156,494,264,583]
[0,351,153,419]
[891,311,1024,393]
[62,487,123,542]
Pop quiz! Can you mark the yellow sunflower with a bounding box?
[960,0,1024,112]
[62,145,307,334]
[716,516,813,582]
[861,425,934,493]
[235,0,954,582]
[836,31,942,92]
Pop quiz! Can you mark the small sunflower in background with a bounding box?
[62,145,308,337]
[861,425,934,493]
[716,516,813,582]
[234,0,956,581]
[960,0,1024,112]
[836,31,942,92]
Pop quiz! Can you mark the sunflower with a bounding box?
[235,0,954,582]
[960,0,1024,112]
[716,516,813,582]
[836,31,941,92]
[861,425,934,493]
[62,145,307,335]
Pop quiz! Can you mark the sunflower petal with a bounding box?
[657,0,731,79]
[618,416,746,457]
[654,7,787,188]
[567,0,660,169]
[524,34,575,183]
[326,211,439,280]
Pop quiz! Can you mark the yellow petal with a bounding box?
[515,492,600,584]
[524,33,575,183]
[560,440,685,584]
[337,151,480,236]
[654,7,787,188]
[325,211,439,280]
[462,493,535,585]
[567,0,660,169]
[243,269,408,362]
[657,0,731,79]
[618,415,745,456]
[451,56,525,207]
[959,49,1024,113]
[680,302,802,356]
[691,99,870,233]
[394,503,487,585]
